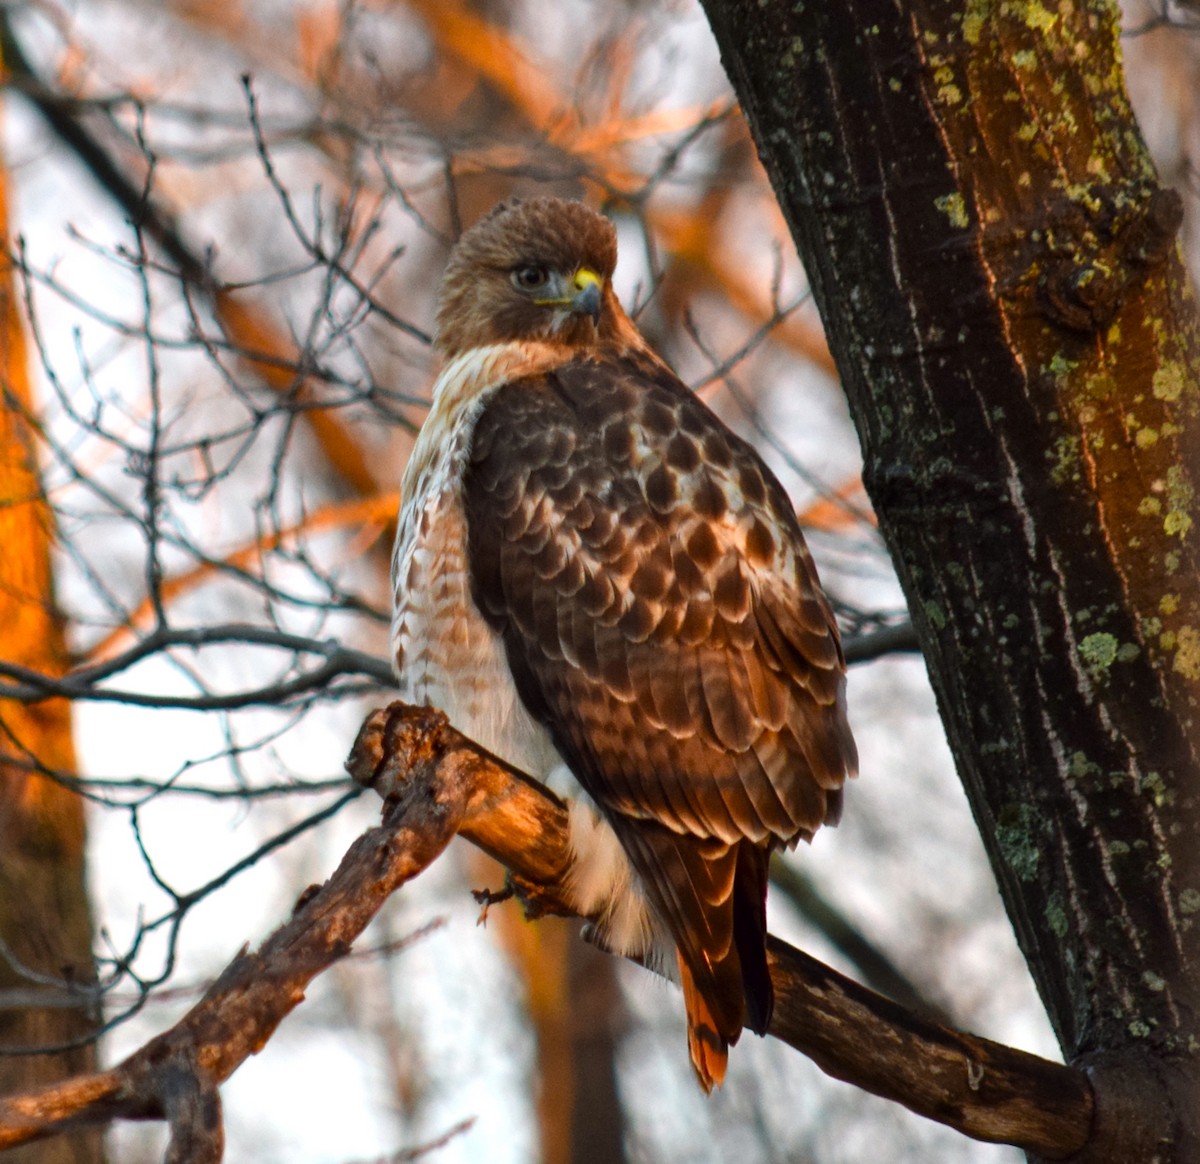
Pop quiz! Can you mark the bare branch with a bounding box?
[0,624,393,708]
[350,706,1096,1158]
[768,856,955,1026]
[0,706,462,1154]
[841,620,919,663]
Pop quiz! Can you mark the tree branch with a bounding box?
[0,704,1096,1160]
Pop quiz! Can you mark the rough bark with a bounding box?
[698,0,1200,1157]
[0,62,103,1164]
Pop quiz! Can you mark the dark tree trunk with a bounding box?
[698,0,1200,1157]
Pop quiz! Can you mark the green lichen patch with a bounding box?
[1152,362,1185,403]
[1067,751,1101,782]
[1142,970,1166,992]
[934,191,969,227]
[961,8,985,45]
[1045,894,1068,938]
[1079,631,1118,680]
[1139,770,1169,807]
[996,802,1043,882]
[1046,351,1078,382]
[1172,625,1200,681]
[1019,0,1058,33]
[1163,465,1194,539]
[1082,370,1117,400]
[1049,434,1082,485]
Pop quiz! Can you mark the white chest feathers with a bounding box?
[390,346,560,782]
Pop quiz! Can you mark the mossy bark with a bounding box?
[700,0,1200,1156]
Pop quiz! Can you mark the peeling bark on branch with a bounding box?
[0,705,1094,1160]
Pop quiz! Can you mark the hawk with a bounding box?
[391,197,856,1090]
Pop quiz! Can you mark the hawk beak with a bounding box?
[570,267,603,325]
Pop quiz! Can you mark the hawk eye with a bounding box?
[511,265,549,291]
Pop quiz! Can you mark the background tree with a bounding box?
[0,43,102,1164]
[0,0,1196,1160]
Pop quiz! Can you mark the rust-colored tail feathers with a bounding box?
[676,844,774,1091]
[678,953,730,1093]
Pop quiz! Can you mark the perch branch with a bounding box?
[351,705,1097,1159]
[0,703,1096,1160]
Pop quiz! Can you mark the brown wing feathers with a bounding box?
[463,350,854,1083]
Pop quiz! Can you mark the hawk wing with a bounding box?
[461,350,856,1039]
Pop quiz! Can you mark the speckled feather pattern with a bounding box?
[463,351,854,844]
[392,342,660,960]
[461,349,856,1040]
[391,197,856,1068]
[392,343,571,780]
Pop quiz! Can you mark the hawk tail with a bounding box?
[681,844,774,1091]
[733,842,774,1035]
[679,952,729,1093]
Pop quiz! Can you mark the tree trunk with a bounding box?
[698,0,1200,1157]
[0,72,104,1164]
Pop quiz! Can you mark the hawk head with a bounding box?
[435,198,629,357]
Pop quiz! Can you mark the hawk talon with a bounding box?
[472,882,515,926]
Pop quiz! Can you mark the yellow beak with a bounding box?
[570,267,603,324]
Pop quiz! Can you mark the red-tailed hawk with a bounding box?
[392,197,856,1090]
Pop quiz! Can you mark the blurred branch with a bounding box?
[0,13,423,503]
[0,704,1093,1159]
[841,620,919,663]
[86,494,398,663]
[0,706,449,1158]
[769,857,955,1027]
[0,786,360,1059]
[345,1117,477,1164]
[0,15,201,283]
[408,0,835,376]
[1123,1,1200,33]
